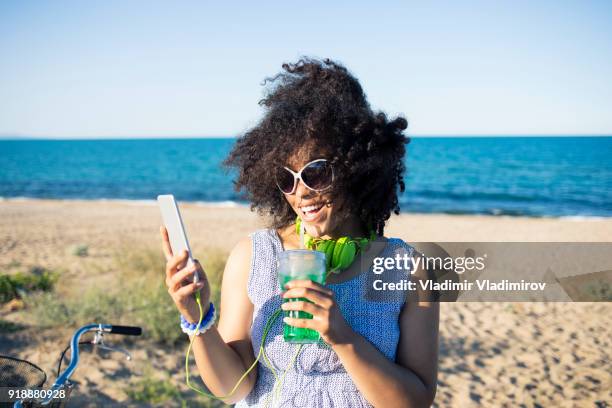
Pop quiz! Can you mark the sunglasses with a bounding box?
[275,159,334,194]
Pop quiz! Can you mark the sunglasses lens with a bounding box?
[302,161,333,191]
[275,167,295,193]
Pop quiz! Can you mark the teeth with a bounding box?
[301,204,323,213]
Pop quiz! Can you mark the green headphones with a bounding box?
[295,216,377,273]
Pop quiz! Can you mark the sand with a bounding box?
[1,199,611,407]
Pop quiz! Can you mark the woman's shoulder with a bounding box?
[224,230,268,278]
[227,229,280,260]
[382,236,416,255]
[225,235,253,273]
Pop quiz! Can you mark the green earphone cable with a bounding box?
[184,290,286,402]
[264,343,304,408]
[182,220,377,404]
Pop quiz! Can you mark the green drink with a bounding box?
[278,250,327,343]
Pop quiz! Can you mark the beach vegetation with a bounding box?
[70,244,89,257]
[26,245,227,345]
[124,370,186,406]
[124,367,226,407]
[0,267,59,303]
[0,318,26,333]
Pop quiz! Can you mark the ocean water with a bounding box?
[1,137,611,217]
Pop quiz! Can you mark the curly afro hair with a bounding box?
[223,57,409,236]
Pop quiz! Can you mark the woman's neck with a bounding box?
[323,216,368,239]
[279,216,370,251]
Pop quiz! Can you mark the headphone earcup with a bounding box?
[338,240,357,270]
[316,240,335,270]
[331,237,348,269]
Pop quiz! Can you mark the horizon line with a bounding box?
[1,134,611,140]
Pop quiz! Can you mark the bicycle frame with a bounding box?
[14,323,142,407]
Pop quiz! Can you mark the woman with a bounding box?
[161,58,439,407]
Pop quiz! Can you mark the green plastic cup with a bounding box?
[278,250,327,343]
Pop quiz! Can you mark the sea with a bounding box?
[1,137,611,218]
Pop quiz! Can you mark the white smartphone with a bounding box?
[157,194,199,283]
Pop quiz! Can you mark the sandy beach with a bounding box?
[1,199,611,407]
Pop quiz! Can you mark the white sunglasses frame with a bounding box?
[275,159,335,195]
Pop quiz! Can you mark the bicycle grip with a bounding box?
[109,325,142,336]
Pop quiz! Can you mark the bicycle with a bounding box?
[0,323,142,407]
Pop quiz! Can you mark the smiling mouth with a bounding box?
[299,203,325,220]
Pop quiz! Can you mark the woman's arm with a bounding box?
[282,260,439,407]
[166,237,256,404]
[333,296,439,407]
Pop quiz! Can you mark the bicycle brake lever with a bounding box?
[96,342,133,361]
[92,331,132,361]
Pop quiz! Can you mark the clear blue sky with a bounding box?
[1,0,611,138]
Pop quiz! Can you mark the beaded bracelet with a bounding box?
[180,302,216,336]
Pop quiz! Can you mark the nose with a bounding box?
[294,178,310,197]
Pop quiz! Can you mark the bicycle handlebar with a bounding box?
[108,325,142,336]
[17,323,143,407]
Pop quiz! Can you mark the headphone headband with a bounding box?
[294,217,376,274]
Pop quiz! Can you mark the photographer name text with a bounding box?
[372,279,547,292]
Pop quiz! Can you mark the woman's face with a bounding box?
[279,146,345,238]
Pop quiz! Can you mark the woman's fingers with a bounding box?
[160,226,173,261]
[281,300,324,315]
[166,251,188,285]
[284,279,333,297]
[283,316,316,329]
[167,250,189,279]
[282,286,334,309]
[168,262,199,291]
[174,281,204,299]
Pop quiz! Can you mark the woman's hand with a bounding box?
[160,226,211,323]
[281,280,354,346]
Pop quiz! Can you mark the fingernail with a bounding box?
[283,317,289,323]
